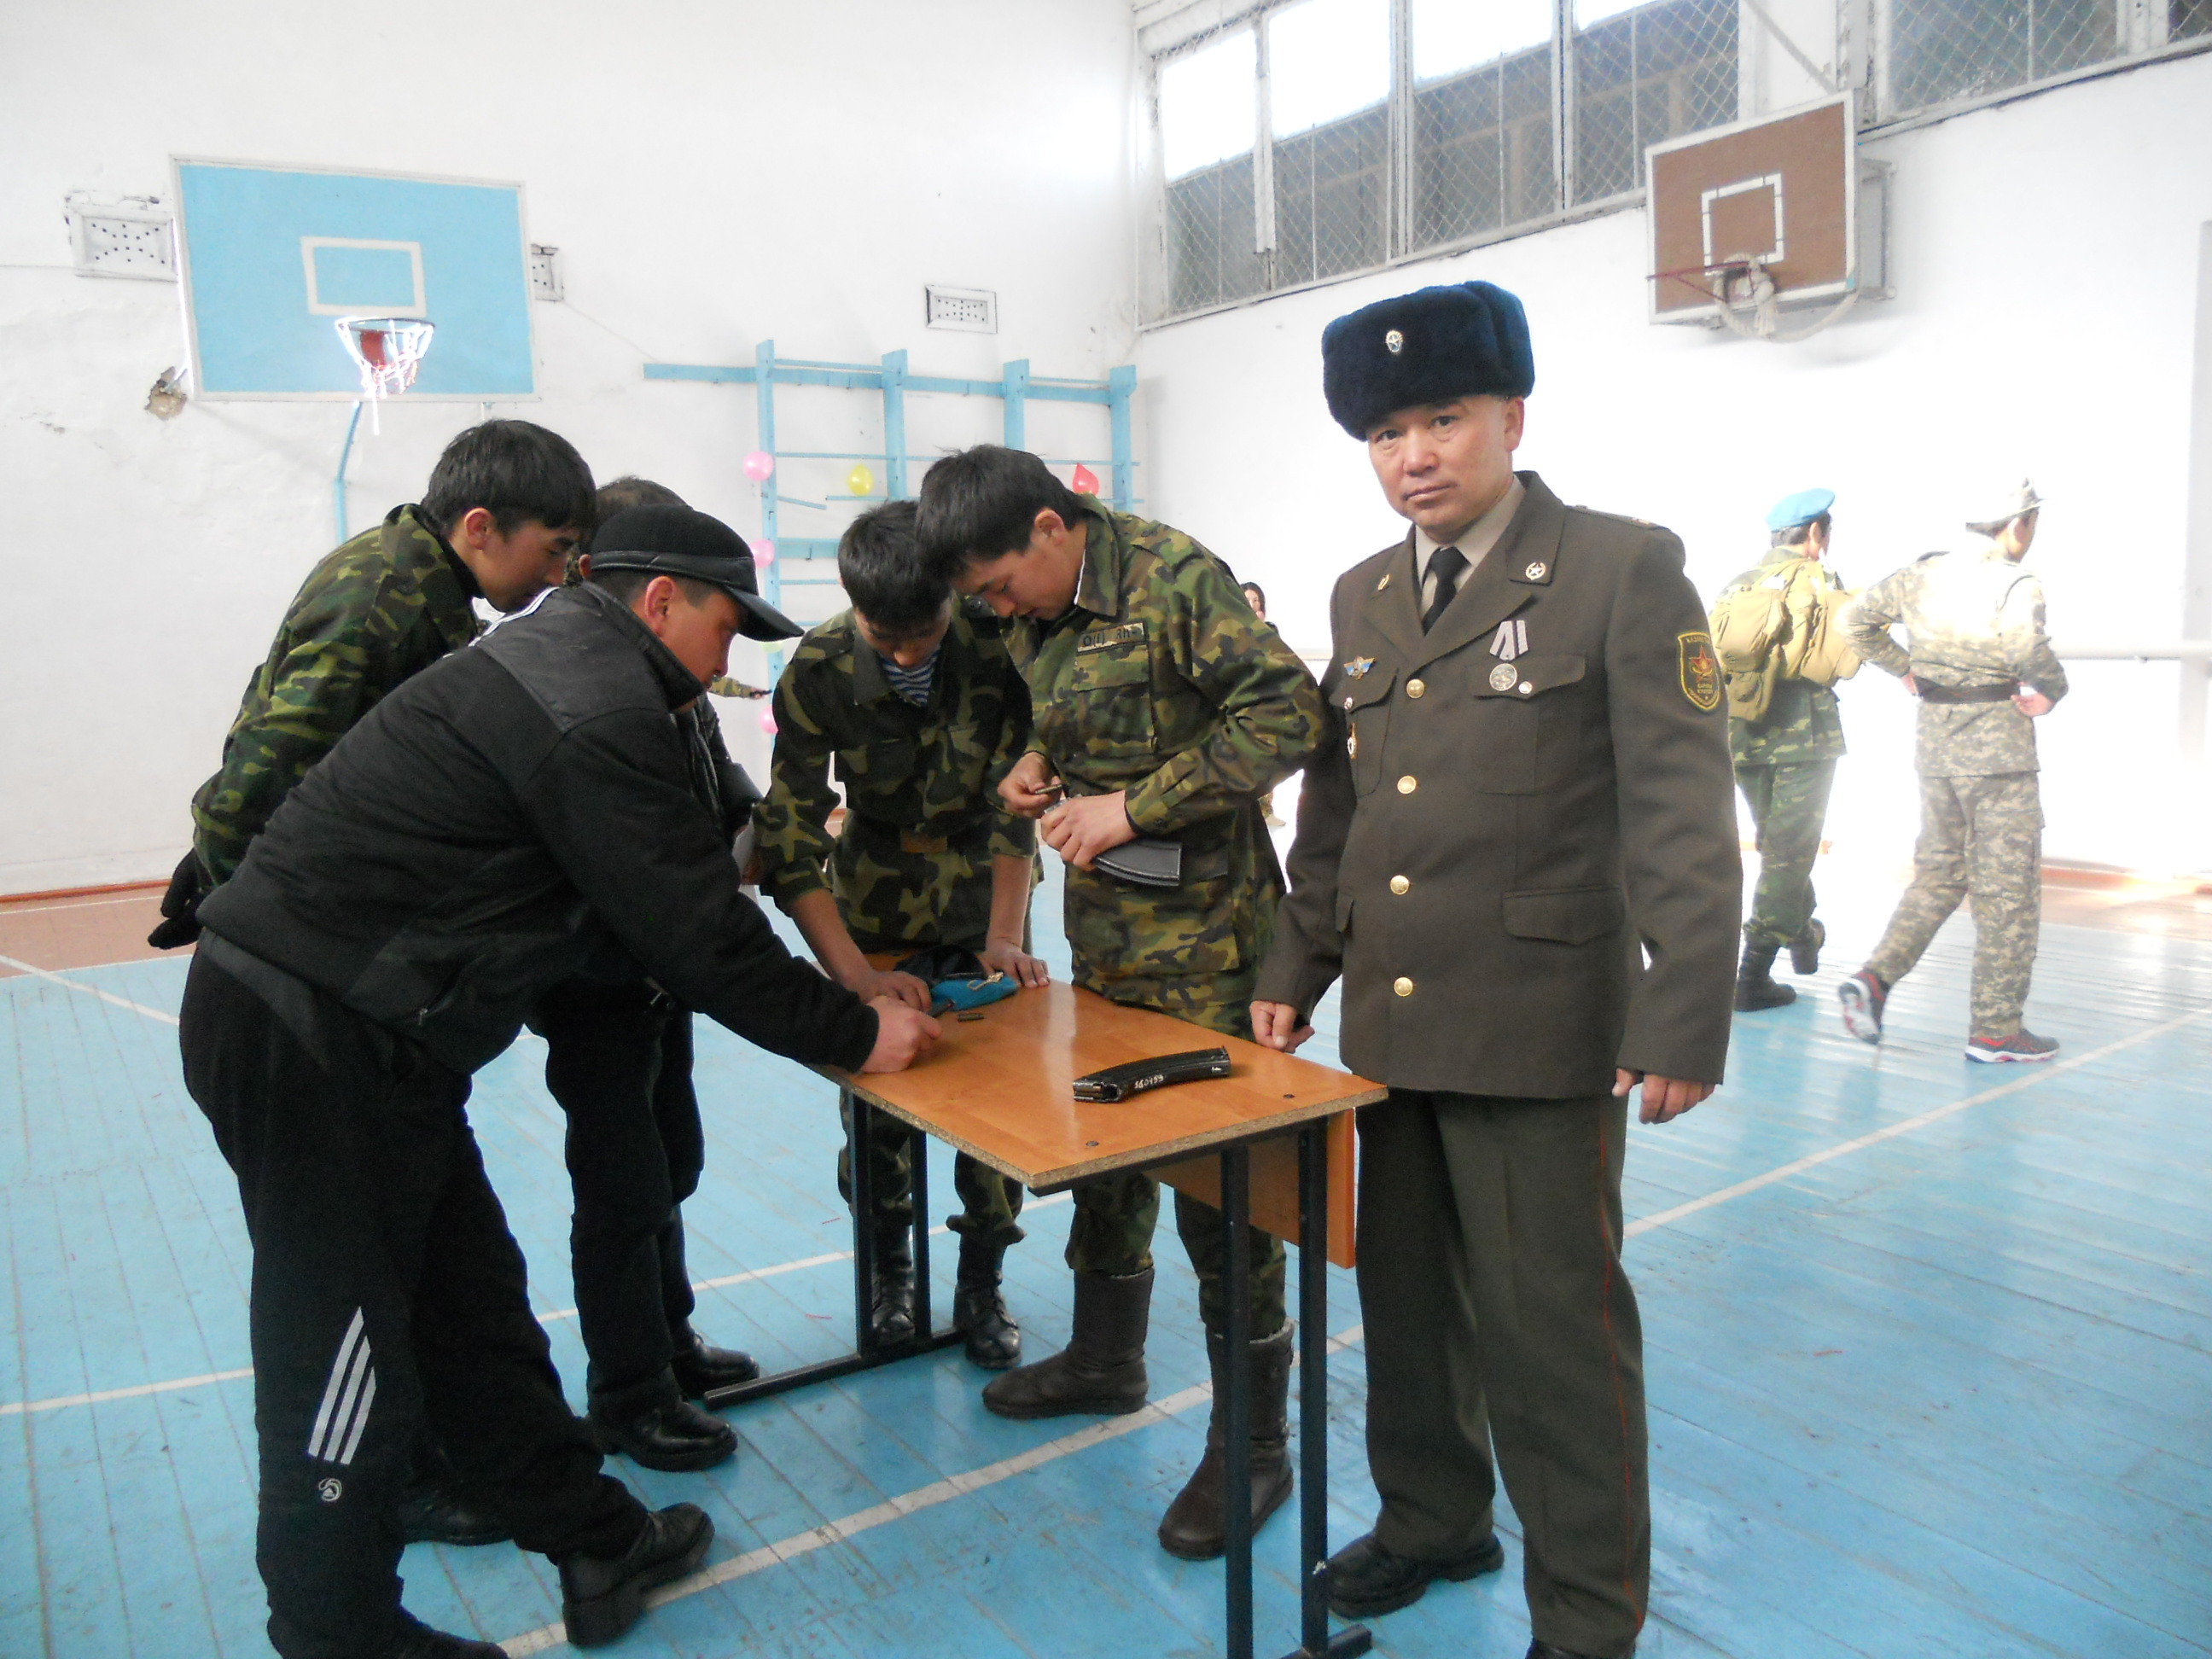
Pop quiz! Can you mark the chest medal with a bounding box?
[1488,662,1517,691]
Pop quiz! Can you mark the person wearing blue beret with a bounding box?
[1251,279,1741,1659]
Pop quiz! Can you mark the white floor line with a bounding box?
[3,1196,1081,1412]
[0,952,180,1027]
[1625,1000,2212,1239]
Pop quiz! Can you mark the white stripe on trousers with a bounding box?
[307,1310,371,1464]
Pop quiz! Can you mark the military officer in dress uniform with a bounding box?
[916,445,1325,1563]
[1252,281,1741,1659]
[1837,480,2067,1062]
[1717,488,1848,1010]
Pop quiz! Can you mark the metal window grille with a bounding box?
[1886,0,2122,113]
[2178,0,2212,37]
[1410,44,1560,253]
[1571,0,1740,205]
[1166,155,1268,315]
[1272,104,1392,286]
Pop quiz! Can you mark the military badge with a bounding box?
[1347,729,1358,758]
[1384,329,1404,354]
[1678,630,1722,712]
[1376,572,1392,591]
[1343,656,1374,678]
[1488,662,1517,691]
[1523,561,1547,580]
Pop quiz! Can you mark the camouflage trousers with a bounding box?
[1735,760,1837,949]
[1866,771,2043,1037]
[1064,969,1288,1340]
[839,1100,1026,1250]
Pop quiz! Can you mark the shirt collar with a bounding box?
[1412,474,1526,584]
[565,582,707,709]
[1067,499,1122,621]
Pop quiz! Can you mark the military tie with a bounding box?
[1422,545,1467,632]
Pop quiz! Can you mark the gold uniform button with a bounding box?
[1406,678,1425,699]
[1397,775,1417,794]
[1389,876,1410,895]
[1393,976,1414,998]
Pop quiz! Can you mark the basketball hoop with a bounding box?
[334,315,435,434]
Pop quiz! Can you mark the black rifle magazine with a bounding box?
[1071,1047,1232,1103]
[1091,837,1183,888]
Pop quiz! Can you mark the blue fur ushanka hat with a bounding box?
[1321,281,1535,439]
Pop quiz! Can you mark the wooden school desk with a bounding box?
[702,977,1380,1659]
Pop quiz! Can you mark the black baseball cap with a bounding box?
[588,504,800,640]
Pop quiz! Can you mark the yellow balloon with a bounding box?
[847,463,876,497]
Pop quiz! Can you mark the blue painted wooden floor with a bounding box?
[3,857,2209,1658]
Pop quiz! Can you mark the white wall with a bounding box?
[1133,51,2212,877]
[0,0,1139,894]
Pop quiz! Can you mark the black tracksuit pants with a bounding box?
[180,943,644,1659]
[534,979,704,1400]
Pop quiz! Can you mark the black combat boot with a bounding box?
[1734,942,1796,1011]
[1156,1323,1296,1560]
[557,1503,713,1649]
[867,1230,917,1346]
[952,1235,1021,1370]
[981,1266,1151,1418]
[1790,917,1826,975]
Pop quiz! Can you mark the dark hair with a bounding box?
[420,419,595,538]
[1240,581,1266,615]
[838,500,949,637]
[915,445,1088,582]
[595,475,686,518]
[587,568,721,610]
[1773,511,1832,549]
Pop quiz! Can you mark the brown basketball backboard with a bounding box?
[1648,93,1858,323]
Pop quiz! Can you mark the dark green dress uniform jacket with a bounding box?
[754,607,1036,953]
[1254,474,1741,1097]
[1012,500,1324,1013]
[190,505,482,882]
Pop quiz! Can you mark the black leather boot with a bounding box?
[981,1266,1151,1418]
[952,1235,1021,1370]
[868,1231,917,1346]
[1734,941,1796,1010]
[669,1324,760,1399]
[558,1502,713,1649]
[587,1371,737,1473]
[1157,1323,1295,1559]
[1790,917,1825,975]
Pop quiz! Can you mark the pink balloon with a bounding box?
[1071,463,1101,495]
[742,451,774,482]
[754,538,775,568]
[759,708,777,735]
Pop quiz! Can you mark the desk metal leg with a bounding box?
[848,1086,882,1354]
[1222,1142,1254,1659]
[909,1115,933,1338]
[1285,1122,1371,1659]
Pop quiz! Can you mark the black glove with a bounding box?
[146,849,210,950]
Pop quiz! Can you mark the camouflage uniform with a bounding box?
[1845,545,2068,1036]
[707,676,770,699]
[1009,502,1325,1337]
[191,505,480,883]
[754,606,1034,1247]
[1720,550,1848,951]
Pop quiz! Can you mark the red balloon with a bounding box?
[1071,463,1101,495]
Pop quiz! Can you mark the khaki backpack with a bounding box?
[1708,557,1861,725]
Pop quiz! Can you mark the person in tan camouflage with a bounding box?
[154,420,594,1546]
[917,445,1324,1563]
[1838,480,2068,1062]
[1716,488,1848,1011]
[754,499,1045,1370]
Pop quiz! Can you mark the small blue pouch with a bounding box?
[893,946,1020,1016]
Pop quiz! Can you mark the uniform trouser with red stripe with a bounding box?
[1356,1088,1648,1659]
[180,946,645,1659]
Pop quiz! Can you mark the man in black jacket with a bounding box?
[182,509,938,1659]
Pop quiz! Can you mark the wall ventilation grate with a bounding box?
[528,244,563,301]
[925,284,998,333]
[66,195,175,281]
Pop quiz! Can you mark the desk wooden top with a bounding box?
[828,981,1384,1191]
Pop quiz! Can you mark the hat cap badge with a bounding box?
[1383,329,1404,355]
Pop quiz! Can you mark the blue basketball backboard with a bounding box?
[173,159,537,400]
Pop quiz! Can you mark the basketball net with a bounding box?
[1703,259,1858,345]
[335,316,435,434]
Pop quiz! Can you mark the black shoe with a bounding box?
[558,1502,713,1649]
[379,1610,507,1658]
[1324,1529,1505,1619]
[868,1236,917,1346]
[1528,1642,1628,1659]
[395,1479,511,1548]
[952,1236,1021,1371]
[1733,942,1796,1012]
[588,1374,737,1473]
[1789,917,1825,975]
[669,1325,760,1398]
[981,1267,1151,1419]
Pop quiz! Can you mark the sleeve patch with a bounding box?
[1679,630,1722,712]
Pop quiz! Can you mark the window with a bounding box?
[1145,0,1743,321]
[1889,0,2114,111]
